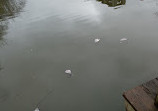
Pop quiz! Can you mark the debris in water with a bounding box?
[34,108,40,111]
[114,6,122,9]
[65,70,72,78]
[120,38,128,43]
[65,70,71,74]
[94,38,100,43]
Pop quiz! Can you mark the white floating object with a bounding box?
[120,38,128,43]
[65,70,71,74]
[94,38,100,43]
[34,108,40,111]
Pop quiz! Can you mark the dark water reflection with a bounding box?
[0,0,25,20]
[0,0,25,46]
[0,64,2,71]
[0,22,7,47]
[0,0,158,111]
[97,0,126,7]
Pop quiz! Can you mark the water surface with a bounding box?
[0,0,158,111]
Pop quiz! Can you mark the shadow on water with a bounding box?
[97,0,126,7]
[0,0,25,46]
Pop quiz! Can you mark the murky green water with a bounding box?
[1,0,158,111]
